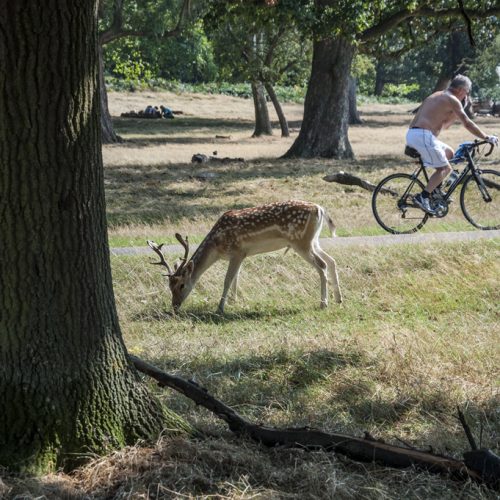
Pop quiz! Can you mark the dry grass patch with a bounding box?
[2,436,498,499]
[103,92,499,245]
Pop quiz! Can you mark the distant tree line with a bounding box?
[103,6,500,103]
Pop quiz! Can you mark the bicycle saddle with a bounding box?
[404,146,421,158]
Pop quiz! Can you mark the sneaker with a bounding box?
[413,193,437,215]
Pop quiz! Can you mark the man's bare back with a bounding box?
[410,90,465,137]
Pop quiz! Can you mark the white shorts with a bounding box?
[406,128,450,168]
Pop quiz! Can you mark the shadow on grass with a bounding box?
[113,116,255,146]
[150,347,364,393]
[146,342,500,443]
[105,155,405,227]
[133,305,302,324]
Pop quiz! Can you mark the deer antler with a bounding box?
[147,240,173,275]
[174,233,190,269]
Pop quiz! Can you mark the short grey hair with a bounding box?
[449,74,472,92]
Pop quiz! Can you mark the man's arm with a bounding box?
[451,97,487,139]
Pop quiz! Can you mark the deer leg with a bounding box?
[217,256,244,313]
[228,265,241,303]
[295,248,328,308]
[315,245,342,303]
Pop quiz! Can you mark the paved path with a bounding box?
[111,230,500,256]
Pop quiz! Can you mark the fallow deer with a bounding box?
[148,200,342,313]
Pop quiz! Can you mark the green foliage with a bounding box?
[107,40,155,83]
[468,34,500,100]
[204,0,311,86]
[382,82,420,99]
[104,22,218,84]
[104,77,307,102]
[352,54,376,95]
[143,21,218,83]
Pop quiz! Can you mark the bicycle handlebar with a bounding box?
[466,139,495,157]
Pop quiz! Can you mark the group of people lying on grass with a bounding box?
[121,104,174,119]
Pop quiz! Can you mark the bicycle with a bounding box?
[371,139,499,234]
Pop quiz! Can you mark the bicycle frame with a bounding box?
[404,145,491,206]
[372,139,498,233]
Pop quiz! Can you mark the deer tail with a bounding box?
[322,208,337,237]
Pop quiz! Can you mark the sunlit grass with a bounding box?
[113,240,499,452]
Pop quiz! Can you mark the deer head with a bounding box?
[147,233,195,312]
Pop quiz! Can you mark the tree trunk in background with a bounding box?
[265,82,289,137]
[0,1,188,473]
[284,36,354,159]
[99,46,121,143]
[348,76,363,125]
[251,81,273,137]
[432,74,451,92]
[374,60,386,96]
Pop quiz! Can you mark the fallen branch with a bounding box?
[323,171,395,195]
[130,355,494,488]
[191,153,244,164]
[457,405,478,450]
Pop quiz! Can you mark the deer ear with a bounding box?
[186,261,194,274]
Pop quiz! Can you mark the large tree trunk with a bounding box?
[283,36,354,159]
[348,76,363,125]
[99,45,121,144]
[0,1,188,473]
[264,82,289,137]
[251,81,273,137]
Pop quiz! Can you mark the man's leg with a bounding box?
[425,163,452,194]
[414,163,452,215]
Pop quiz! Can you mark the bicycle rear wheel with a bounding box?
[372,173,428,234]
[460,169,500,230]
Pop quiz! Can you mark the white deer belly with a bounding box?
[242,236,289,256]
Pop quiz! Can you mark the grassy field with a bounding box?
[2,92,499,499]
[104,90,499,246]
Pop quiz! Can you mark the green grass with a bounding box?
[98,98,500,498]
[113,239,499,446]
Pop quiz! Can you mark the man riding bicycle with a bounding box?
[406,74,498,215]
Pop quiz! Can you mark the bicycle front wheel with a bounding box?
[460,169,500,230]
[372,173,428,234]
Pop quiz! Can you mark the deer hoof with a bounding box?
[320,301,328,309]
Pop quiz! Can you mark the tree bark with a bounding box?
[348,76,363,125]
[283,36,354,159]
[251,81,273,137]
[99,45,121,144]
[264,82,289,137]
[0,1,188,473]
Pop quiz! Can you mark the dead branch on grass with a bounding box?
[191,153,244,164]
[130,355,499,489]
[323,171,386,193]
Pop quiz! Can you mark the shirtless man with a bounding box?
[406,74,498,215]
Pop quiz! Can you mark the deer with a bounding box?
[148,200,342,314]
